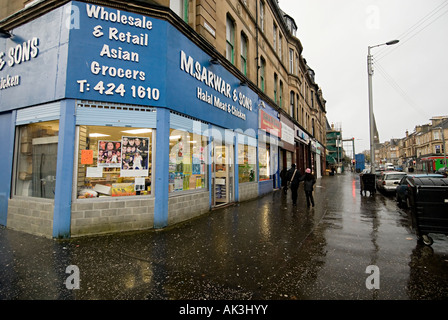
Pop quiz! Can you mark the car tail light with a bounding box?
[382,181,386,185]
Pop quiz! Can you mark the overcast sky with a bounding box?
[279,0,448,155]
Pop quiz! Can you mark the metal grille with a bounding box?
[76,100,157,127]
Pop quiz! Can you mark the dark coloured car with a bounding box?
[396,174,444,208]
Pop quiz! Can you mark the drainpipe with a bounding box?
[256,0,259,86]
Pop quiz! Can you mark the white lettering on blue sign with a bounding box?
[0,37,39,71]
[86,4,153,30]
[72,3,161,102]
[180,50,252,121]
[0,74,20,90]
[0,37,39,91]
[99,44,139,62]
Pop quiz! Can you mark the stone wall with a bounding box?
[7,197,54,238]
[71,197,155,237]
[238,182,258,202]
[168,191,210,225]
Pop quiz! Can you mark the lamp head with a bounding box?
[386,40,399,45]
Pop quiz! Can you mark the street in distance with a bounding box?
[179,304,268,317]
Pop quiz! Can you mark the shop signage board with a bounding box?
[66,1,167,108]
[66,1,259,134]
[259,109,281,138]
[295,125,310,144]
[165,26,259,135]
[0,3,71,111]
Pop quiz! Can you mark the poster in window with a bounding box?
[81,149,94,165]
[120,136,149,177]
[98,141,121,167]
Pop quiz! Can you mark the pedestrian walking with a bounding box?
[280,167,288,194]
[301,168,315,208]
[287,164,301,206]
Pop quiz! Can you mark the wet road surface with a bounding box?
[1,172,448,301]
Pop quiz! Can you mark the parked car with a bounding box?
[377,171,407,193]
[375,170,385,189]
[396,174,445,207]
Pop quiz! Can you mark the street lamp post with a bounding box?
[367,40,399,173]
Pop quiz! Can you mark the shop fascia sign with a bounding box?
[179,50,254,122]
[315,141,323,155]
[68,2,164,105]
[311,139,317,153]
[296,127,309,144]
[0,37,39,90]
[281,121,294,146]
[259,109,281,138]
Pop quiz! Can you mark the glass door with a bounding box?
[212,139,234,207]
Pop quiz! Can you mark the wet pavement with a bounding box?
[1,172,448,303]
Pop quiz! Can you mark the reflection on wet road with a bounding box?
[0,172,447,300]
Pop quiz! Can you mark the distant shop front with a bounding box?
[279,114,295,172]
[294,125,311,174]
[258,107,281,196]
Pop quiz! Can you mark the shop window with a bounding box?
[169,128,208,193]
[14,121,59,199]
[76,125,153,198]
[238,143,256,183]
[258,143,270,181]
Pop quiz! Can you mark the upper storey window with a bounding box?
[226,15,235,64]
[284,14,297,37]
[170,0,188,22]
[240,32,248,75]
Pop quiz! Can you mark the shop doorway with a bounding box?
[212,140,234,207]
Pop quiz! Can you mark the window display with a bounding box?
[258,143,270,181]
[14,121,59,199]
[169,128,208,193]
[76,125,153,198]
[238,143,256,183]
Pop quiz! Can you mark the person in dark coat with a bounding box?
[280,167,288,194]
[301,168,316,208]
[287,164,301,206]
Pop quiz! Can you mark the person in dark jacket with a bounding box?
[280,167,288,194]
[301,168,316,208]
[287,164,301,206]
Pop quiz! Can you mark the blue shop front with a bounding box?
[0,1,282,238]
